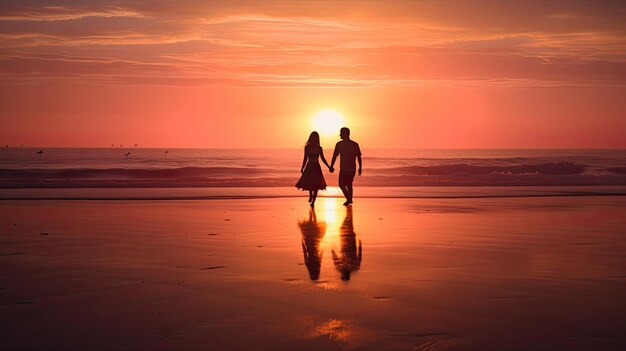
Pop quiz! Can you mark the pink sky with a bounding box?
[1,1,625,148]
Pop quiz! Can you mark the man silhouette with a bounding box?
[330,127,362,206]
[332,206,362,280]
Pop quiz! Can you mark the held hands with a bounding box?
[329,167,335,173]
[358,168,362,176]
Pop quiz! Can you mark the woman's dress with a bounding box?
[296,146,327,191]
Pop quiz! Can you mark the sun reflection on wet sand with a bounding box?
[308,318,352,342]
[320,186,343,198]
[321,197,339,225]
[318,198,341,262]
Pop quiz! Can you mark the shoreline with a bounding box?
[2,185,626,201]
[2,193,626,201]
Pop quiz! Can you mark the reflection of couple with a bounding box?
[299,207,362,281]
[295,127,362,208]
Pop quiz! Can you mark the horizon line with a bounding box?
[3,146,626,151]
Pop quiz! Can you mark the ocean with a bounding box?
[1,148,626,199]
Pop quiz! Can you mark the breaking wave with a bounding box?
[2,162,625,188]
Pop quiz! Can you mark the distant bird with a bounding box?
[36,150,43,156]
[20,144,24,147]
[165,150,168,154]
[123,152,131,158]
[119,144,123,147]
[111,144,115,147]
[134,144,138,147]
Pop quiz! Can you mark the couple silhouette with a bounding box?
[296,127,362,207]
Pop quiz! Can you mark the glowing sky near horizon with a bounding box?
[0,0,625,148]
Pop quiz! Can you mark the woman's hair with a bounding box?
[305,131,320,148]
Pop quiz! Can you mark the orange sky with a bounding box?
[1,1,625,148]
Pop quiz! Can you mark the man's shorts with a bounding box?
[339,169,356,186]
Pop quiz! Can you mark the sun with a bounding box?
[312,109,345,135]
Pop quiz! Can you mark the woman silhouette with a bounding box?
[299,208,326,280]
[296,131,332,207]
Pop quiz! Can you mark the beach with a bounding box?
[3,0,626,349]
[2,196,625,350]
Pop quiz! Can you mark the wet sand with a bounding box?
[1,196,625,350]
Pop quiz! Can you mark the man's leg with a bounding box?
[346,171,355,203]
[338,170,349,203]
[346,186,353,203]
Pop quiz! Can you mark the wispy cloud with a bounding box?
[0,0,625,87]
[0,3,145,21]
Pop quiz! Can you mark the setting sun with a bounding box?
[312,110,345,136]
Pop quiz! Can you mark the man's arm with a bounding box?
[356,143,362,175]
[330,144,340,172]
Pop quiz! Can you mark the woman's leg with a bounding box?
[308,190,313,202]
[311,190,318,207]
